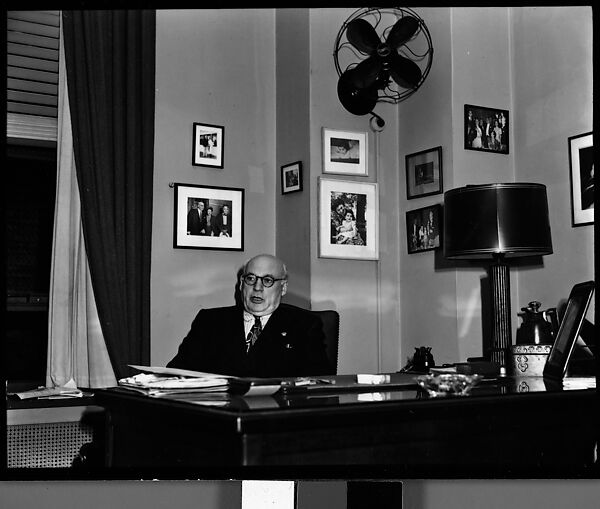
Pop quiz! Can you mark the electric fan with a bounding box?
[334,7,434,128]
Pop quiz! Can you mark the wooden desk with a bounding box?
[94,374,599,478]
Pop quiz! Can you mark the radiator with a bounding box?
[7,406,103,468]
[7,420,95,468]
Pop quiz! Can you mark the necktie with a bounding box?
[246,316,262,352]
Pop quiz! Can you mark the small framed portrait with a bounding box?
[568,131,593,227]
[322,127,368,176]
[406,204,442,254]
[405,146,443,199]
[464,104,509,154]
[192,122,224,168]
[318,177,379,260]
[281,161,303,195]
[173,183,244,251]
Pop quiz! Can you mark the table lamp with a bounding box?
[443,183,553,367]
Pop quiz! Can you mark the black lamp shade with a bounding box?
[444,183,553,259]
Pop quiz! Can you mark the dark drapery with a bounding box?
[62,10,155,379]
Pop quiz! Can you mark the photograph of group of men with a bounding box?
[465,105,508,153]
[186,197,232,237]
[407,205,440,254]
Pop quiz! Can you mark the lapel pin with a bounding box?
[281,332,287,336]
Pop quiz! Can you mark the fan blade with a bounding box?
[386,16,420,49]
[388,52,422,89]
[346,18,381,54]
[351,56,383,89]
[337,69,378,116]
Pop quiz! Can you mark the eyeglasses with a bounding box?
[242,273,286,288]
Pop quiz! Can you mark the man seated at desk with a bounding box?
[168,254,331,378]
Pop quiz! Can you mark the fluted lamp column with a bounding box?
[443,183,553,368]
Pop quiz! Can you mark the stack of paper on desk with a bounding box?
[118,373,230,396]
[119,365,281,397]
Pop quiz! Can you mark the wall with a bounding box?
[275,9,312,308]
[398,6,593,366]
[150,9,276,365]
[309,8,402,374]
[511,6,594,313]
[397,7,459,365]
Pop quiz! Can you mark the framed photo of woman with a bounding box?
[318,178,378,260]
[322,128,368,176]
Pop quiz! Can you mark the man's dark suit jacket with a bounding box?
[187,208,204,235]
[214,213,231,236]
[167,303,332,378]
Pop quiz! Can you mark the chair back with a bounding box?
[311,310,340,375]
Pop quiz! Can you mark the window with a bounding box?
[6,10,60,385]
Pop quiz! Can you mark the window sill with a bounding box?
[7,393,97,410]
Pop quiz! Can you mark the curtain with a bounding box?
[47,23,117,389]
[61,10,156,380]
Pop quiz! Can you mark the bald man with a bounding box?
[167,254,332,377]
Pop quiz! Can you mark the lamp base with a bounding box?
[489,257,512,367]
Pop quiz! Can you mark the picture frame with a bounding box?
[192,122,224,168]
[281,161,303,195]
[406,204,442,254]
[543,281,595,381]
[318,177,378,260]
[405,146,443,199]
[464,104,509,154]
[173,183,244,251]
[322,127,368,176]
[568,131,594,227]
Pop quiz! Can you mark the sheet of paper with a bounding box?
[562,377,596,390]
[245,385,281,396]
[128,364,236,379]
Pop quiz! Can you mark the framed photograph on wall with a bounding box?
[464,104,509,154]
[318,177,378,260]
[405,146,443,199]
[173,183,244,250]
[568,131,593,227]
[322,128,368,176]
[192,122,224,168]
[281,161,303,195]
[406,204,442,254]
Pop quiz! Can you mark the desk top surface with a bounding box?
[95,373,597,420]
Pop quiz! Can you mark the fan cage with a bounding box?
[333,7,434,105]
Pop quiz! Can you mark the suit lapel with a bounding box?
[259,306,289,346]
[225,306,246,353]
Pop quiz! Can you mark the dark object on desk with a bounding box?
[543,281,595,381]
[511,300,556,376]
[516,300,557,345]
[412,346,435,373]
[444,183,553,368]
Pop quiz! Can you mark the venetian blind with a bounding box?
[7,10,60,141]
